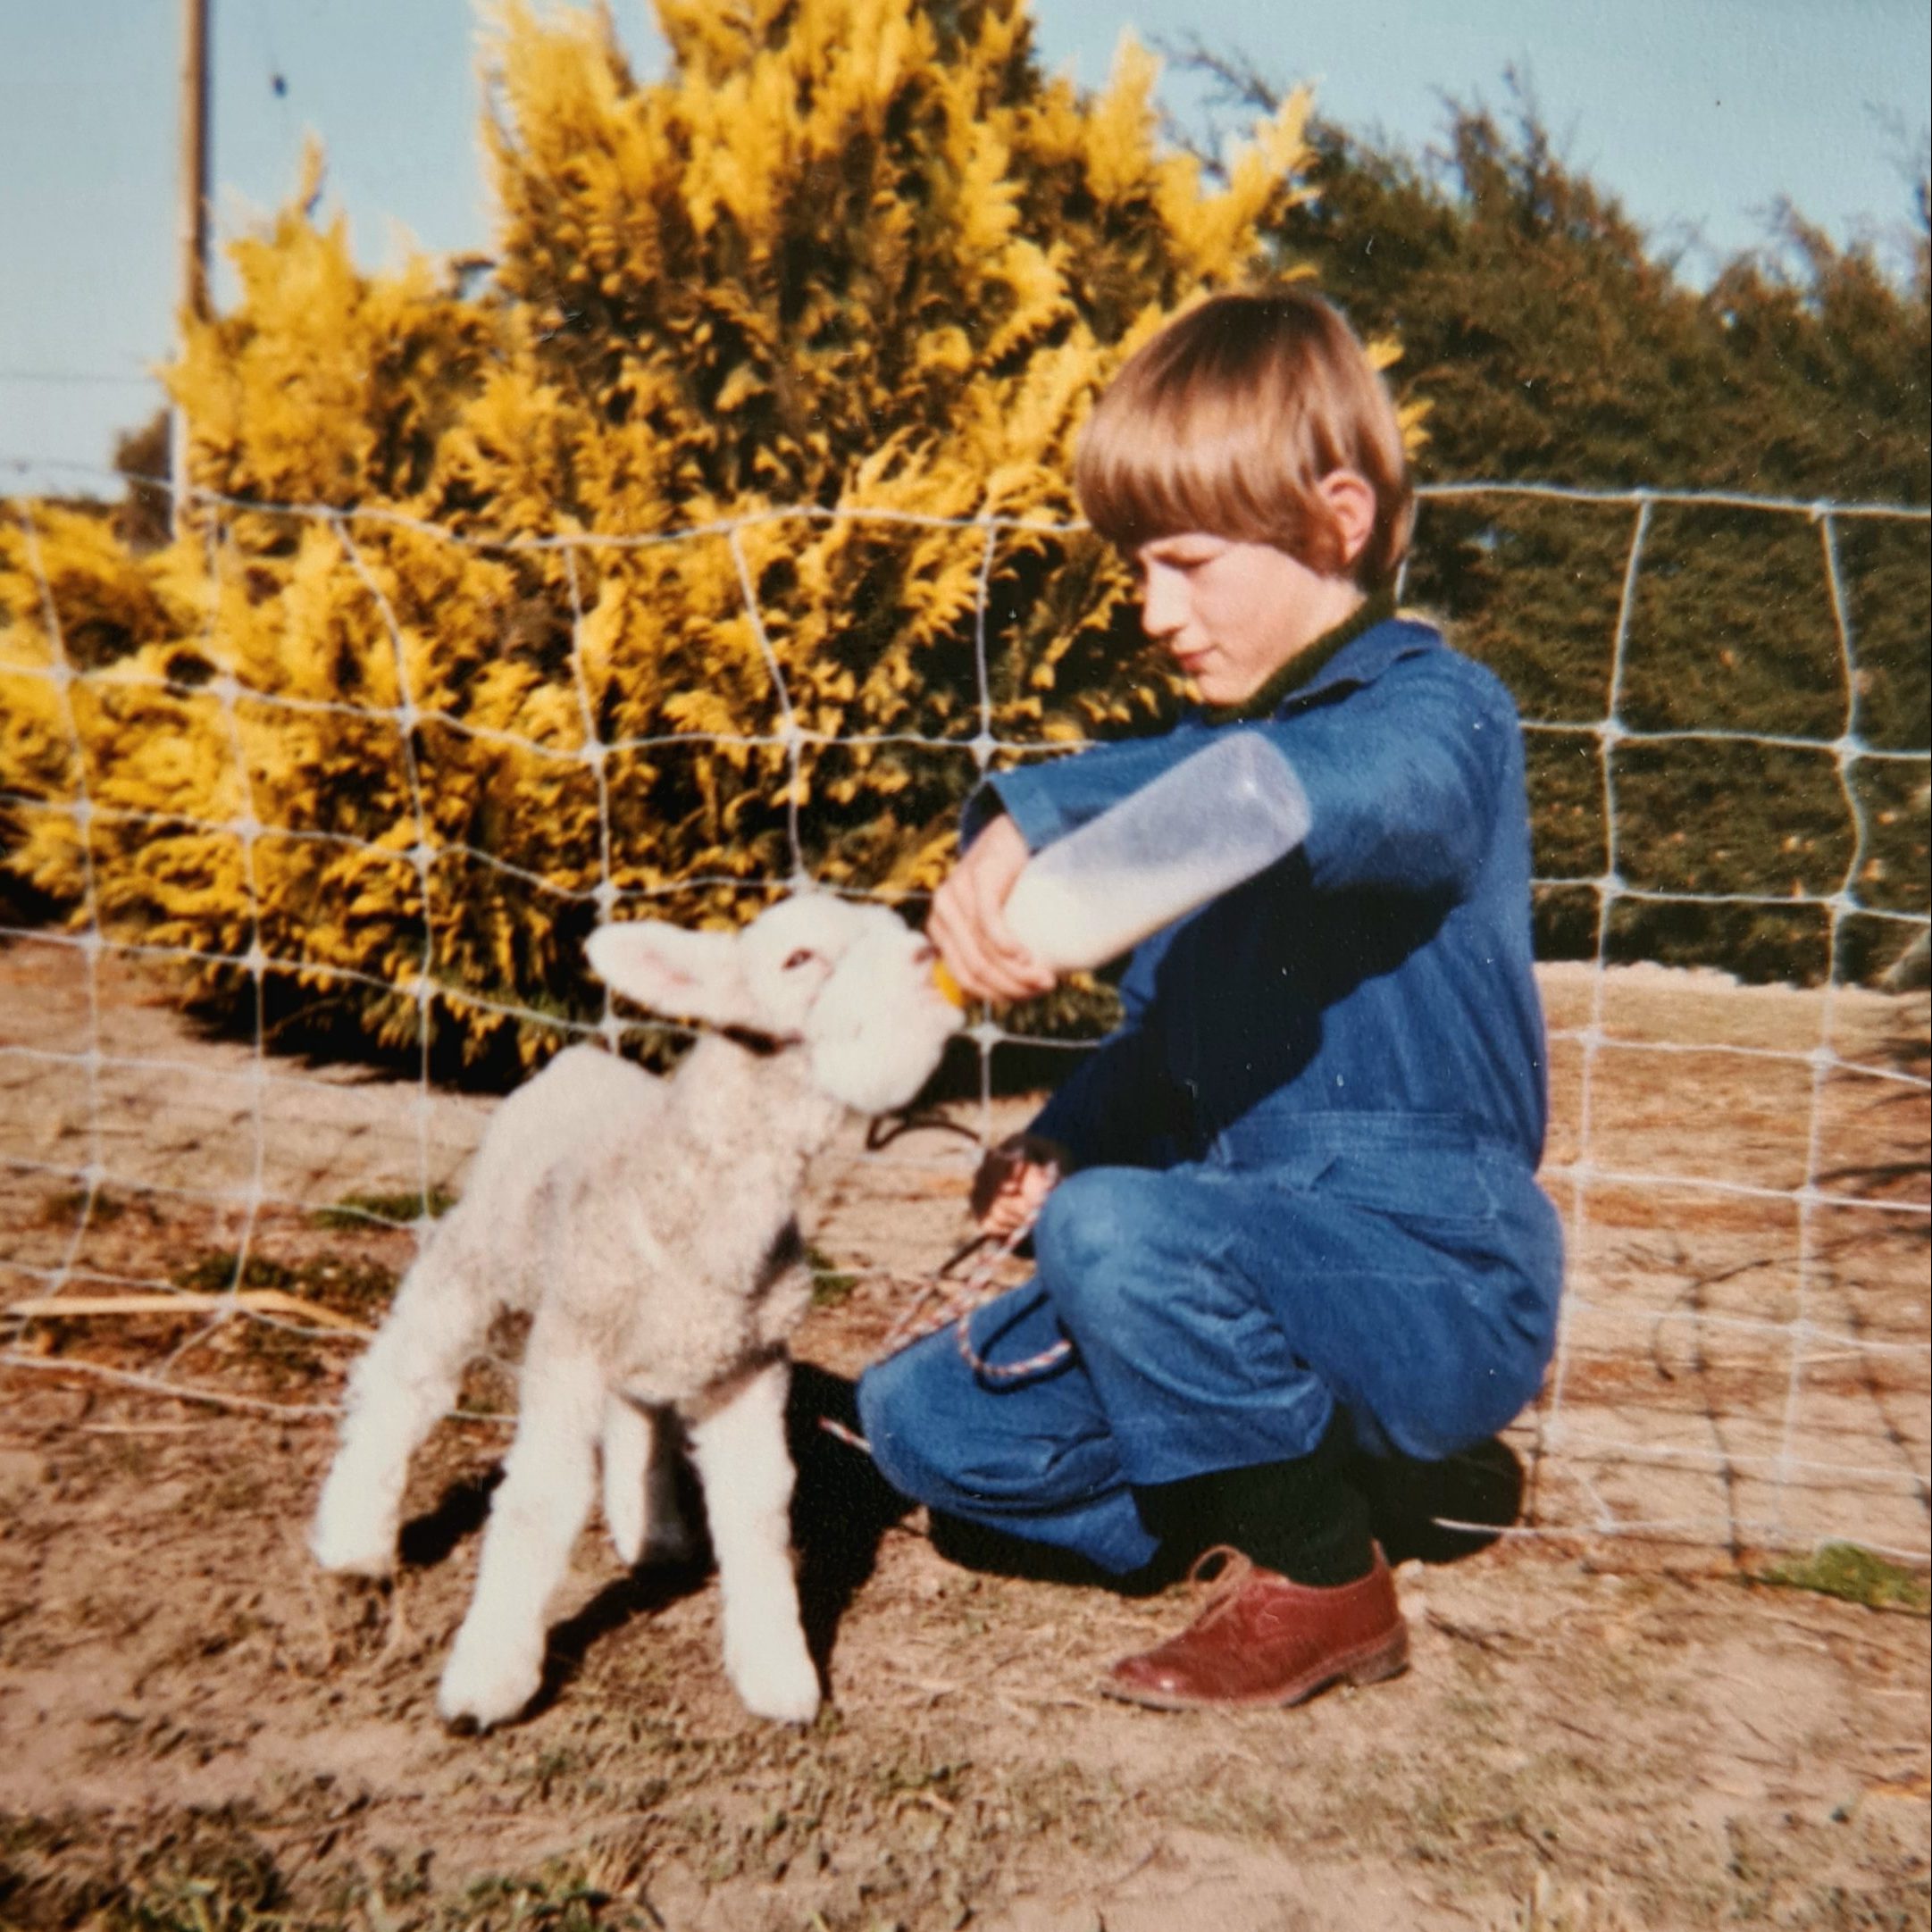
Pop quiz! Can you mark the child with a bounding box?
[857,289,1564,1711]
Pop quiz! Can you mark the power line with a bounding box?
[0,371,160,388]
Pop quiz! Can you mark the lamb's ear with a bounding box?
[585,922,757,1028]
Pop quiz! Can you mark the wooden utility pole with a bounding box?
[171,0,211,536]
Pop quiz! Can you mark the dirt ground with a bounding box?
[1,935,1928,1931]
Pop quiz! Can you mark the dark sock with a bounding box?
[1134,1418,1376,1588]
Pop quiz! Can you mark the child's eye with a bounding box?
[782,949,819,971]
[1139,545,1216,578]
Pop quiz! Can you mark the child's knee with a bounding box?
[1034,1167,1192,1337]
[857,1329,1112,1515]
[1034,1167,1155,1285]
[856,1339,984,1510]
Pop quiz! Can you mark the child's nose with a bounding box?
[1141,567,1184,637]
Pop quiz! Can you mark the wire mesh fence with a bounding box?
[2,464,1926,1560]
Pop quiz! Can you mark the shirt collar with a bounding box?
[1200,590,1435,724]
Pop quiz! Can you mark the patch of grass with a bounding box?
[172,1252,302,1295]
[806,1242,859,1308]
[0,1806,297,1932]
[310,1185,457,1230]
[171,1250,397,1324]
[475,1718,1129,1927]
[0,1806,666,1932]
[444,1870,651,1930]
[1169,1774,1291,1845]
[297,1253,402,1322]
[40,1188,128,1226]
[1755,1543,1930,1615]
[154,1250,401,1393]
[1493,1873,1645,1932]
[456,1357,518,1418]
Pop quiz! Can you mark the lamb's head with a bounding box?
[585,895,962,1115]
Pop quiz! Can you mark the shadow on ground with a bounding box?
[391,1366,1529,1717]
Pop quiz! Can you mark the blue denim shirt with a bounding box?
[976,615,1550,1179]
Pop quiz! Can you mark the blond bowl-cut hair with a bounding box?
[1075,289,1414,589]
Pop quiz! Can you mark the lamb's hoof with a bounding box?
[308,1516,397,1579]
[609,1516,696,1571]
[727,1642,823,1726]
[437,1640,541,1733]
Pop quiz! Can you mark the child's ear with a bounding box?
[1318,470,1377,573]
[585,921,758,1029]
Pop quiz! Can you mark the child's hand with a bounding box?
[930,814,1058,1005]
[971,1133,1066,1240]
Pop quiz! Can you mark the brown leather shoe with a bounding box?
[1103,1545,1409,1711]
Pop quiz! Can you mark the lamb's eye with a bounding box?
[782,948,818,971]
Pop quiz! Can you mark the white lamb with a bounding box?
[309,894,961,1731]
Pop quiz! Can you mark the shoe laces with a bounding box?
[1181,1544,1258,1629]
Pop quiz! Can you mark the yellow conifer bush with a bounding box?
[0,0,1318,1067]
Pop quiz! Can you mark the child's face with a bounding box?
[1133,531,1367,707]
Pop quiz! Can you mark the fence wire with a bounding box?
[2,462,1927,1562]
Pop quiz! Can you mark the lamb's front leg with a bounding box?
[687,1359,819,1724]
[438,1328,604,1731]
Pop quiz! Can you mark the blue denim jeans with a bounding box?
[856,1113,1564,1576]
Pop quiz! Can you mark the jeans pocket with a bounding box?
[1313,1142,1501,1240]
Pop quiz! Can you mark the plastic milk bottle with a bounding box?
[933,732,1311,1003]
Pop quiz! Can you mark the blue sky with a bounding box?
[2,0,1927,497]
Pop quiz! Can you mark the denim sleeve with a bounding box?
[967,730,1216,855]
[1275,665,1511,897]
[974,664,1511,900]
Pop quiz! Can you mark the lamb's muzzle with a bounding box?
[309,893,960,1731]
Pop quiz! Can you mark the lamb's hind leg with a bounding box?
[439,1324,603,1730]
[310,1240,491,1577]
[601,1395,692,1568]
[687,1359,820,1724]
